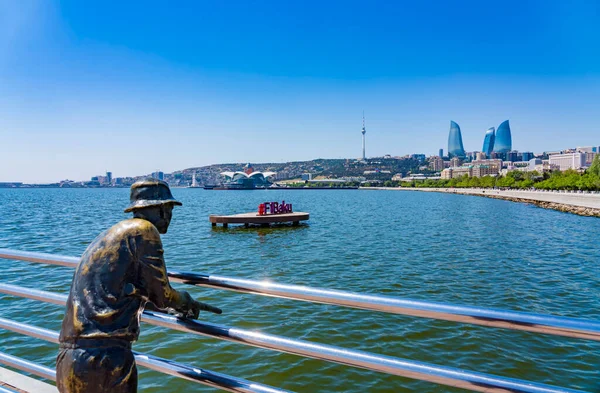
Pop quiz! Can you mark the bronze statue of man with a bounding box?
[57,179,219,393]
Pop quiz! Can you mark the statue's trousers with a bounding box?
[56,339,137,393]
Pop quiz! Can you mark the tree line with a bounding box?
[387,155,600,191]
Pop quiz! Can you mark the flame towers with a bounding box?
[448,121,466,157]
[446,120,512,158]
[482,127,495,156]
[494,120,512,153]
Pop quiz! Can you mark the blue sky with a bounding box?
[1,0,599,183]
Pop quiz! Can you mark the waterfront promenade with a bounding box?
[363,187,600,215]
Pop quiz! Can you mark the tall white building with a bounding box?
[548,152,586,171]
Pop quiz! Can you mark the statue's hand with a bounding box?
[179,291,199,319]
[179,291,223,319]
[195,300,223,315]
[184,300,201,319]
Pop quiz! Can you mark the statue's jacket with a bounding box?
[60,218,179,344]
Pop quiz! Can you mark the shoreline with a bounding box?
[361,187,600,218]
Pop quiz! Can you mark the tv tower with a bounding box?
[361,111,366,160]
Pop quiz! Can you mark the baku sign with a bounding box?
[258,201,293,215]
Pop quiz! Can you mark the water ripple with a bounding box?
[0,188,599,392]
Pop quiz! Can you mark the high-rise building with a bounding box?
[429,156,444,172]
[467,151,478,161]
[361,112,366,160]
[152,171,164,181]
[447,121,465,157]
[494,120,512,153]
[505,151,518,162]
[106,171,112,184]
[521,152,534,162]
[482,127,495,156]
[439,148,444,158]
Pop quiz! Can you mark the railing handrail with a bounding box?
[0,316,292,393]
[0,282,586,393]
[2,248,600,341]
[0,350,56,381]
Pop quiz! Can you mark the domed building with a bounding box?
[220,164,276,189]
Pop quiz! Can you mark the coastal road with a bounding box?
[362,187,600,209]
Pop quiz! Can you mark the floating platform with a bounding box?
[209,212,309,227]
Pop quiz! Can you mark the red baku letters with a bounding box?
[258,201,293,215]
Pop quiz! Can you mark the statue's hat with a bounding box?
[124,178,182,213]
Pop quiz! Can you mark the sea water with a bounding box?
[1,188,599,392]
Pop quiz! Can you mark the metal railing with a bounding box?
[0,248,596,393]
[0,350,56,381]
[0,316,290,393]
[2,249,599,341]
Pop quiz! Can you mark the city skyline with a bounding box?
[1,1,599,183]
